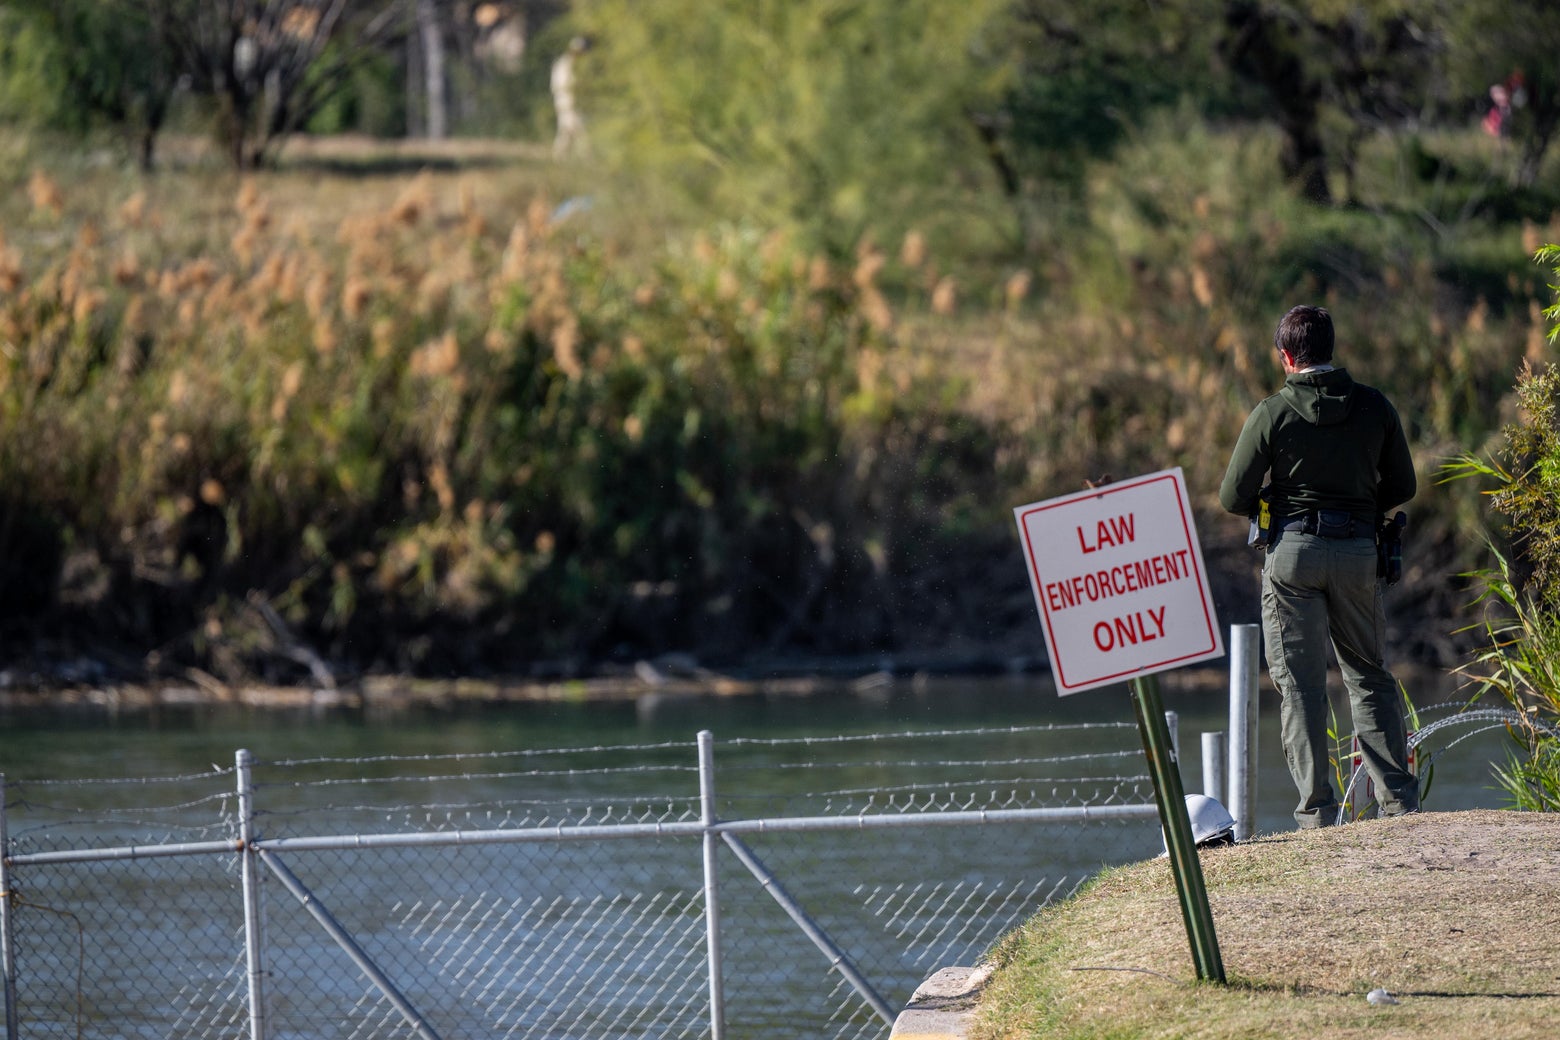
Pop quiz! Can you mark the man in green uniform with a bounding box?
[1219,305,1418,828]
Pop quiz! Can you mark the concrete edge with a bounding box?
[889,963,994,1040]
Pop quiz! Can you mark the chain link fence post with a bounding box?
[1,773,17,1040]
[697,730,726,1040]
[237,750,268,1040]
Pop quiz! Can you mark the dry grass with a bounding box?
[2,132,1004,667]
[974,810,1560,1040]
[0,129,1553,670]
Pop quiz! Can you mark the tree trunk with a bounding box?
[1222,1,1332,205]
[418,0,447,140]
[1278,109,1331,204]
[406,25,425,138]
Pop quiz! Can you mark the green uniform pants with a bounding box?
[1262,531,1418,828]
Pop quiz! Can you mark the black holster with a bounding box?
[1376,511,1407,585]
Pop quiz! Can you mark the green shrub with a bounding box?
[1447,244,1560,808]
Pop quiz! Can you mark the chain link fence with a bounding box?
[2,723,1165,1040]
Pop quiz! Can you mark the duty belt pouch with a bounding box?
[1313,509,1354,539]
[1247,494,1272,549]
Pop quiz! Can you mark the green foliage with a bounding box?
[997,0,1228,184]
[0,170,1011,673]
[1452,547,1560,809]
[571,0,1013,255]
[1493,741,1560,812]
[1,0,411,169]
[0,0,177,165]
[1444,243,1560,809]
[1445,350,1560,605]
[305,45,406,138]
[0,103,1555,679]
[6,0,1557,215]
[0,8,67,125]
[1220,0,1441,203]
[1072,109,1537,432]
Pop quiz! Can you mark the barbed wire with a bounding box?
[9,765,234,787]
[721,723,1138,747]
[1412,705,1560,742]
[254,763,698,789]
[263,739,696,768]
[3,724,1140,791]
[0,722,1160,1040]
[7,792,236,816]
[739,775,1151,802]
[250,793,699,818]
[717,750,1141,775]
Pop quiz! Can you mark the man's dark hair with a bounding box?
[1274,305,1334,367]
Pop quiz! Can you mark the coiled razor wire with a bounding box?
[1339,704,1558,817]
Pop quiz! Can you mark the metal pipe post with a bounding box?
[1201,732,1227,802]
[1227,624,1260,842]
[236,750,267,1040]
[1,774,18,1040]
[697,731,726,1040]
[1130,676,1225,983]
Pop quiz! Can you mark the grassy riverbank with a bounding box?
[0,126,1556,685]
[973,810,1560,1040]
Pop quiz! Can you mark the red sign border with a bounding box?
[1015,468,1223,694]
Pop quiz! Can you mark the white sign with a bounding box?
[1014,468,1224,695]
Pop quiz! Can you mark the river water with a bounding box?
[0,669,1515,826]
[0,670,1518,1039]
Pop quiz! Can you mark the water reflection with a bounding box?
[0,669,1514,834]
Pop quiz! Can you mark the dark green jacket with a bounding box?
[1218,367,1416,524]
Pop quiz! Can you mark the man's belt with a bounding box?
[1276,510,1372,539]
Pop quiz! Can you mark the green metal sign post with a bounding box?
[1130,673,1225,983]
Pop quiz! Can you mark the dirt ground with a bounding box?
[976,809,1560,1039]
[1205,810,1560,998]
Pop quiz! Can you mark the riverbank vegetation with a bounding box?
[1,2,1558,688]
[1446,246,1560,809]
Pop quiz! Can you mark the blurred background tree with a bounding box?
[0,0,1553,202]
[0,1,578,167]
[151,0,411,168]
[1219,0,1441,204]
[0,0,180,169]
[568,0,1015,255]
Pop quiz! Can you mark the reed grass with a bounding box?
[0,124,1553,678]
